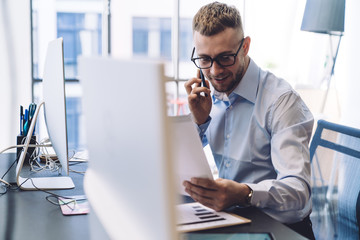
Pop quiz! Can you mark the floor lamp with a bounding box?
[301,0,345,113]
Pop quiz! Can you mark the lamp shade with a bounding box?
[301,0,345,35]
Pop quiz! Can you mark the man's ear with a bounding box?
[242,36,251,56]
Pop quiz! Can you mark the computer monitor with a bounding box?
[16,38,74,190]
[79,56,178,239]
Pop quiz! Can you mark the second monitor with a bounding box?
[16,38,74,190]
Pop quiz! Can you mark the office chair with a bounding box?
[309,119,360,239]
[357,191,360,240]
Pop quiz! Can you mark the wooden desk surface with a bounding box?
[0,153,306,240]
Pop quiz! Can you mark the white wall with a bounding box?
[336,0,360,128]
[0,0,32,150]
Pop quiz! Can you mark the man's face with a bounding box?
[193,28,247,95]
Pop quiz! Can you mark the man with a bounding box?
[183,2,315,239]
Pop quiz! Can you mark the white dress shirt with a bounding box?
[197,59,314,224]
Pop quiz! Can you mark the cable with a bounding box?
[1,153,20,180]
[69,157,88,162]
[0,144,52,154]
[0,183,9,196]
[27,178,86,211]
[0,142,53,187]
[69,169,86,174]
[1,142,88,196]
[29,138,62,173]
[68,150,88,174]
[68,149,88,162]
[0,145,30,189]
[0,160,34,196]
[0,178,10,187]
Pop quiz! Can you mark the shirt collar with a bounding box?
[213,58,259,104]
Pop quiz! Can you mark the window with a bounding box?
[31,0,104,152]
[132,17,192,61]
[57,12,102,78]
[132,17,149,56]
[179,18,192,61]
[32,0,314,151]
[129,16,193,115]
[160,18,172,59]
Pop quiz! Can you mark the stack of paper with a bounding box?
[177,202,251,232]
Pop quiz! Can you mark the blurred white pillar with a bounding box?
[0,0,32,150]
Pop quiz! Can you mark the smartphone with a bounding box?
[200,69,206,88]
[199,70,208,97]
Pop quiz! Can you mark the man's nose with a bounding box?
[210,60,225,76]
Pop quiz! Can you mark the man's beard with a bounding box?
[211,66,243,94]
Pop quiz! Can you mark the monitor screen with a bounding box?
[79,56,177,239]
[16,38,74,189]
[42,37,70,175]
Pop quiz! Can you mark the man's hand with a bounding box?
[184,70,212,125]
[183,178,251,212]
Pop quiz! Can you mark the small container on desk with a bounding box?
[16,135,37,163]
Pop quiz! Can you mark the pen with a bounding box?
[28,103,35,126]
[31,103,37,135]
[24,109,29,135]
[200,70,208,97]
[23,109,26,136]
[20,106,24,135]
[28,103,33,122]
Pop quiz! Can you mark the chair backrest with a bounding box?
[357,191,360,239]
[310,120,360,162]
[309,119,360,239]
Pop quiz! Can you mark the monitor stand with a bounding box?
[16,102,75,190]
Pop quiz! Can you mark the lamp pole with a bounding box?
[300,0,345,114]
[320,34,342,113]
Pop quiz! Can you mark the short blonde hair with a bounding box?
[193,2,243,36]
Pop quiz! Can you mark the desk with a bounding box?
[182,195,307,240]
[192,208,306,239]
[0,153,89,240]
[0,153,306,240]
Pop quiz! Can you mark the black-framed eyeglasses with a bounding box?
[191,38,245,69]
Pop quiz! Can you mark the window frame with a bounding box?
[30,0,110,89]
[30,0,184,111]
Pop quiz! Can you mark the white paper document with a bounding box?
[169,115,214,195]
[176,202,251,232]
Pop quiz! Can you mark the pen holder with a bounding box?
[16,135,37,164]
